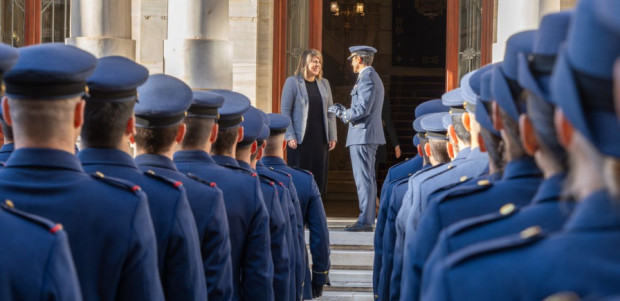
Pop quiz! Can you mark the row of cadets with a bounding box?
[0,43,82,301]
[263,113,332,299]
[0,44,163,300]
[172,90,274,301]
[423,0,620,298]
[78,57,207,301]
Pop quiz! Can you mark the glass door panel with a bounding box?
[286,0,309,76]
[1,0,26,46]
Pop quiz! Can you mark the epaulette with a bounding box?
[221,164,257,177]
[1,200,64,234]
[186,173,218,188]
[143,169,184,190]
[447,203,520,237]
[90,171,142,195]
[268,166,293,178]
[258,176,275,187]
[439,178,493,203]
[446,226,545,269]
[290,166,312,175]
[388,157,411,170]
[259,174,284,186]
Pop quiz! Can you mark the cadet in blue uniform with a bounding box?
[174,89,274,301]
[78,59,207,301]
[236,107,291,301]
[0,202,82,301]
[0,44,81,301]
[423,1,620,299]
[329,46,386,231]
[130,78,233,301]
[420,12,575,297]
[262,113,330,299]
[0,43,163,301]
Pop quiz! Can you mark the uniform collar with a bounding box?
[173,150,217,164]
[358,66,373,77]
[564,190,620,232]
[0,143,14,153]
[467,147,486,160]
[237,160,254,171]
[422,163,433,170]
[134,153,179,171]
[531,172,566,204]
[454,147,471,161]
[212,155,239,167]
[5,148,84,172]
[500,156,541,181]
[261,156,287,166]
[256,160,266,167]
[78,148,139,170]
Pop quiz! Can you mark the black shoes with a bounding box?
[344,222,374,232]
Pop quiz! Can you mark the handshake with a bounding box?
[328,103,347,123]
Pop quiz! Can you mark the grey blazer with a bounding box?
[280,74,337,143]
[341,66,386,147]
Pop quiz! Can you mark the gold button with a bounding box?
[520,226,542,239]
[477,179,490,186]
[147,170,155,175]
[447,164,453,169]
[459,176,468,182]
[375,295,379,299]
[5,199,14,208]
[500,203,515,215]
[95,171,105,178]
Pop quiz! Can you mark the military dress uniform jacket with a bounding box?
[1,148,163,301]
[261,156,331,299]
[256,160,305,301]
[133,153,233,301]
[239,161,291,301]
[400,157,543,301]
[78,148,207,301]
[420,173,574,296]
[173,151,274,301]
[0,143,13,163]
[0,203,82,301]
[343,66,386,147]
[423,190,620,301]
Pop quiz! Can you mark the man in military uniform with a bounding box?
[130,78,233,301]
[78,58,207,301]
[174,89,274,301]
[1,43,163,301]
[423,1,620,299]
[329,45,386,232]
[262,113,331,299]
[236,106,291,301]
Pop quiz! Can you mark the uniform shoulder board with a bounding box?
[447,203,521,237]
[258,176,275,187]
[446,226,545,269]
[142,169,184,190]
[90,171,142,195]
[439,179,493,203]
[1,201,64,234]
[389,157,411,170]
[290,166,312,175]
[259,174,280,184]
[186,173,218,188]
[221,164,257,177]
[268,167,293,178]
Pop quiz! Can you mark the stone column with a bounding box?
[66,0,136,59]
[164,0,233,89]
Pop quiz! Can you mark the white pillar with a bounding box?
[492,0,540,62]
[66,0,136,59]
[164,0,233,89]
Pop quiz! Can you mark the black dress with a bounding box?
[287,79,329,195]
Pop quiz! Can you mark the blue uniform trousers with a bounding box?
[350,144,379,225]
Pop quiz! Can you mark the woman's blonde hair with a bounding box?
[295,49,323,81]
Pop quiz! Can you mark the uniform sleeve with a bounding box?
[269,189,291,301]
[400,203,442,301]
[42,230,83,301]
[117,194,165,301]
[163,193,208,301]
[343,75,376,123]
[284,183,303,300]
[382,96,400,147]
[307,179,331,286]
[280,77,298,141]
[202,189,234,301]
[323,78,338,142]
[241,182,274,301]
[379,184,405,301]
[421,230,451,297]
[373,179,395,296]
[288,180,306,296]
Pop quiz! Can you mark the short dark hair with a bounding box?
[451,114,471,146]
[480,127,504,173]
[499,107,526,161]
[525,92,567,171]
[0,119,13,142]
[182,117,215,149]
[212,126,238,154]
[419,136,430,164]
[429,139,450,163]
[135,125,180,154]
[81,101,135,148]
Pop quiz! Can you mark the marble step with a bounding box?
[309,249,374,269]
[324,281,373,292]
[306,230,374,248]
[315,291,374,301]
[329,269,372,284]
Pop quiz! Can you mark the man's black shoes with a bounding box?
[344,222,374,232]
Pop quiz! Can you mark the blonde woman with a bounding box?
[281,49,337,195]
